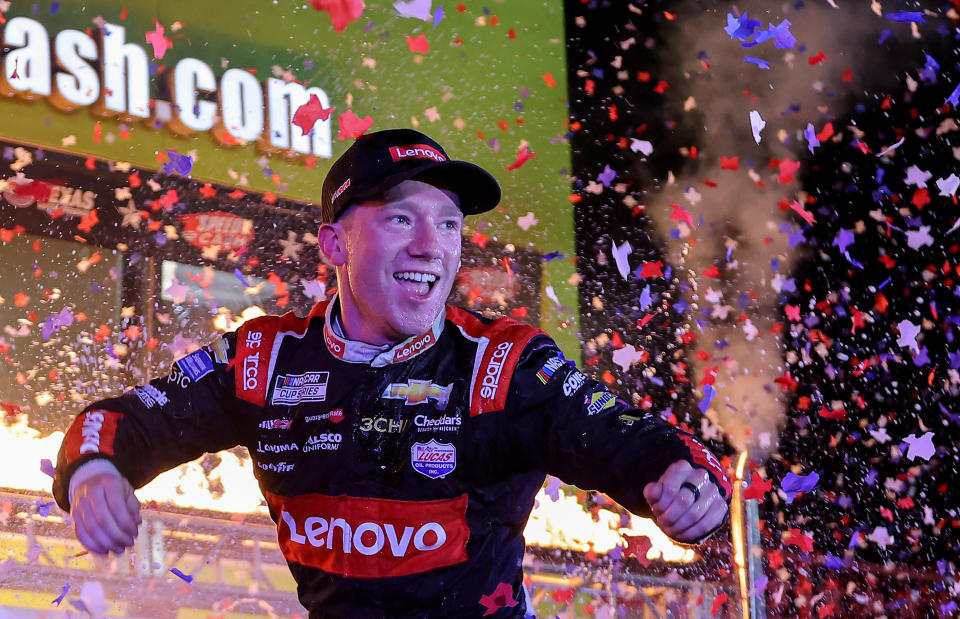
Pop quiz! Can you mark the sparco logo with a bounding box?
[393,331,434,362]
[269,492,469,578]
[246,331,262,348]
[243,353,259,390]
[79,410,106,455]
[480,341,513,399]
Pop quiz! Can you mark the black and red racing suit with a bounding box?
[53,297,732,618]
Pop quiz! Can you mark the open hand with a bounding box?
[71,472,142,555]
[643,460,728,544]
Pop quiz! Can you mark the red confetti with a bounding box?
[310,0,365,32]
[292,94,335,136]
[406,34,429,54]
[335,110,374,140]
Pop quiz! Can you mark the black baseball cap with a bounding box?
[320,128,501,223]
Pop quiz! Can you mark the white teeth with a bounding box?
[394,272,438,283]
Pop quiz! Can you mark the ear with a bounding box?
[317,222,347,267]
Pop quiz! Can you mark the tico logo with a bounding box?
[382,380,452,409]
[410,439,457,479]
[266,491,469,578]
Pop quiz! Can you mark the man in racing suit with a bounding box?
[53,129,731,618]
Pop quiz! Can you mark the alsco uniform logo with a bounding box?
[382,380,452,409]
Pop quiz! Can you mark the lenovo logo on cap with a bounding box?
[389,144,447,163]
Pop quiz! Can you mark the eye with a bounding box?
[390,214,411,225]
[441,219,461,231]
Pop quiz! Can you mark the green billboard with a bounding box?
[0,0,578,353]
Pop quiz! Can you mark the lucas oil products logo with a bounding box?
[271,371,330,405]
[410,439,456,479]
[479,342,512,399]
[382,380,452,409]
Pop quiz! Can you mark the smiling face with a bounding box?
[317,179,464,346]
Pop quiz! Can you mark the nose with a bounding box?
[406,220,443,260]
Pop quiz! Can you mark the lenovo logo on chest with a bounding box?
[267,491,469,579]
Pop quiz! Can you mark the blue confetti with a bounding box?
[781,471,820,503]
[51,583,69,606]
[885,11,925,23]
[698,384,716,413]
[170,568,194,583]
[744,56,770,69]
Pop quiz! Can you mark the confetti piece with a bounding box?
[394,0,432,21]
[51,583,69,606]
[335,110,374,140]
[505,144,536,171]
[885,11,925,23]
[170,567,194,583]
[478,582,517,616]
[781,471,819,503]
[904,432,935,461]
[292,95,335,136]
[161,150,194,176]
[611,240,632,280]
[406,33,429,54]
[749,110,765,144]
[144,20,173,59]
[311,0,365,31]
[612,344,645,372]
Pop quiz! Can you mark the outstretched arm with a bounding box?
[504,336,731,543]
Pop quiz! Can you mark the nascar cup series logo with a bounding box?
[410,439,456,479]
[272,371,330,405]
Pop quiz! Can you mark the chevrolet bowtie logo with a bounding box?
[382,380,452,408]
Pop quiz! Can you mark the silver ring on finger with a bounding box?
[680,481,701,503]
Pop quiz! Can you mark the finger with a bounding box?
[104,482,140,540]
[125,487,142,527]
[657,484,699,531]
[653,461,696,514]
[669,484,719,534]
[674,499,728,543]
[89,485,134,552]
[643,481,662,506]
[74,506,113,556]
